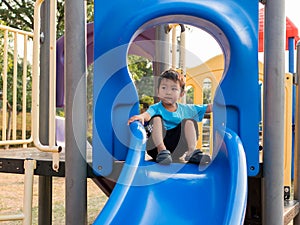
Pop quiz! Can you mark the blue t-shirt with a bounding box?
[146,101,207,130]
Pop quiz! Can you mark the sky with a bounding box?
[185,1,300,70]
[286,0,300,29]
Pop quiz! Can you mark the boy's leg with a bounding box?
[170,119,198,160]
[151,116,167,152]
[184,119,198,156]
[146,116,166,160]
[182,119,211,165]
[146,116,172,164]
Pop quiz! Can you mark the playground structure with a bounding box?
[186,55,294,199]
[0,0,300,225]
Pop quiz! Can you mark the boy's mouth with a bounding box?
[162,97,174,104]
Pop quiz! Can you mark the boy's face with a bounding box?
[157,78,184,105]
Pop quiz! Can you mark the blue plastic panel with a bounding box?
[93,124,247,224]
[93,0,260,176]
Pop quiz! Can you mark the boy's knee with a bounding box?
[183,119,197,127]
[184,119,194,126]
[151,115,163,124]
[182,119,199,136]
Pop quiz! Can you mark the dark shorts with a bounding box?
[145,115,199,160]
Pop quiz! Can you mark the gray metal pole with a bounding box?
[294,41,300,225]
[262,1,285,224]
[154,25,169,72]
[38,1,52,224]
[65,0,87,224]
[153,25,169,102]
[38,176,52,224]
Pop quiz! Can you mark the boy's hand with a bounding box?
[127,112,150,125]
[127,115,145,125]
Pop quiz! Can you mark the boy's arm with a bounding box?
[127,111,151,125]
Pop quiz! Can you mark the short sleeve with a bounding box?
[146,104,157,117]
[193,104,207,121]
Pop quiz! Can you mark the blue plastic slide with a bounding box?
[93,122,247,225]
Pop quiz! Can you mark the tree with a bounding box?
[127,54,156,112]
[0,0,94,38]
[0,0,34,31]
[128,55,154,98]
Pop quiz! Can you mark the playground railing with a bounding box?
[0,24,37,225]
[0,2,61,221]
[31,0,62,172]
[0,0,62,172]
[0,24,33,148]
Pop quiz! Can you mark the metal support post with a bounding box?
[153,25,169,101]
[38,1,52,224]
[262,0,286,224]
[65,0,87,224]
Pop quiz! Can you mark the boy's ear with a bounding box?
[180,90,186,97]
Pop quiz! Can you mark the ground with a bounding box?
[0,173,108,224]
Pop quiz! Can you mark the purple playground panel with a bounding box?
[55,116,65,147]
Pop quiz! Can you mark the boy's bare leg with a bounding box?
[151,116,167,152]
[184,120,197,156]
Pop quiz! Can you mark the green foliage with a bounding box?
[203,87,211,104]
[0,0,94,38]
[0,0,34,31]
[128,55,156,112]
[139,94,154,112]
[56,108,65,117]
[185,84,211,104]
[56,0,65,38]
[87,64,94,143]
[186,87,194,104]
[140,95,154,105]
[128,55,152,81]
[128,55,154,99]
[0,33,32,112]
[203,79,212,104]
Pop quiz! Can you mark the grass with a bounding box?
[0,173,108,224]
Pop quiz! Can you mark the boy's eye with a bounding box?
[172,88,178,91]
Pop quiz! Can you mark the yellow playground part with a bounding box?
[258,61,293,192]
[186,54,293,192]
[186,55,224,153]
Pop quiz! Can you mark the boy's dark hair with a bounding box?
[158,69,185,91]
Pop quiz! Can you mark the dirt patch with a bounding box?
[0,173,108,224]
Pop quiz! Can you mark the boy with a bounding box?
[128,69,212,165]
